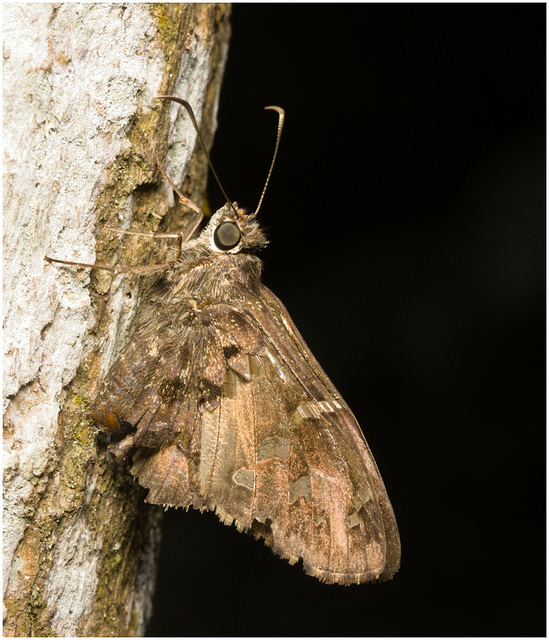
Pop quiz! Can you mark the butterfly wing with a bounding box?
[193,283,400,583]
[254,284,401,583]
[94,281,400,584]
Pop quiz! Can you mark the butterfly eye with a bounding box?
[213,221,241,251]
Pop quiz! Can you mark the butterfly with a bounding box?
[55,97,401,585]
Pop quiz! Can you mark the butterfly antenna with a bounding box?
[156,95,237,215]
[254,106,285,215]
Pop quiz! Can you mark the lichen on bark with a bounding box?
[3,3,231,636]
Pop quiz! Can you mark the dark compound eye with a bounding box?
[213,221,241,251]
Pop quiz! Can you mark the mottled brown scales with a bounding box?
[158,378,185,402]
[91,197,401,585]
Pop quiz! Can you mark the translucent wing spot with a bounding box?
[313,513,327,526]
[292,399,337,423]
[228,354,252,380]
[233,467,255,491]
[354,486,371,509]
[222,370,238,399]
[265,350,286,382]
[257,436,290,462]
[318,400,337,413]
[346,512,361,529]
[227,353,261,381]
[289,475,312,504]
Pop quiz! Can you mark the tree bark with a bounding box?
[3,4,231,636]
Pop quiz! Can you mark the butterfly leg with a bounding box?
[156,157,204,225]
[46,154,206,273]
[45,217,191,273]
[44,255,173,275]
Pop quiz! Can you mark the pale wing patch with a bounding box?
[265,349,286,382]
[233,467,255,490]
[257,436,290,462]
[228,353,262,381]
[292,399,342,423]
[346,512,361,528]
[288,475,312,504]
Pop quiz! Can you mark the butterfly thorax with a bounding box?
[135,203,267,335]
[149,240,264,307]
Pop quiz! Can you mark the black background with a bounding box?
[147,4,545,637]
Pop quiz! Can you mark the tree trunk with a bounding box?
[3,3,231,636]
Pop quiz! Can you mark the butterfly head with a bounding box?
[204,202,268,255]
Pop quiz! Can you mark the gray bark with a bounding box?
[3,3,231,636]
